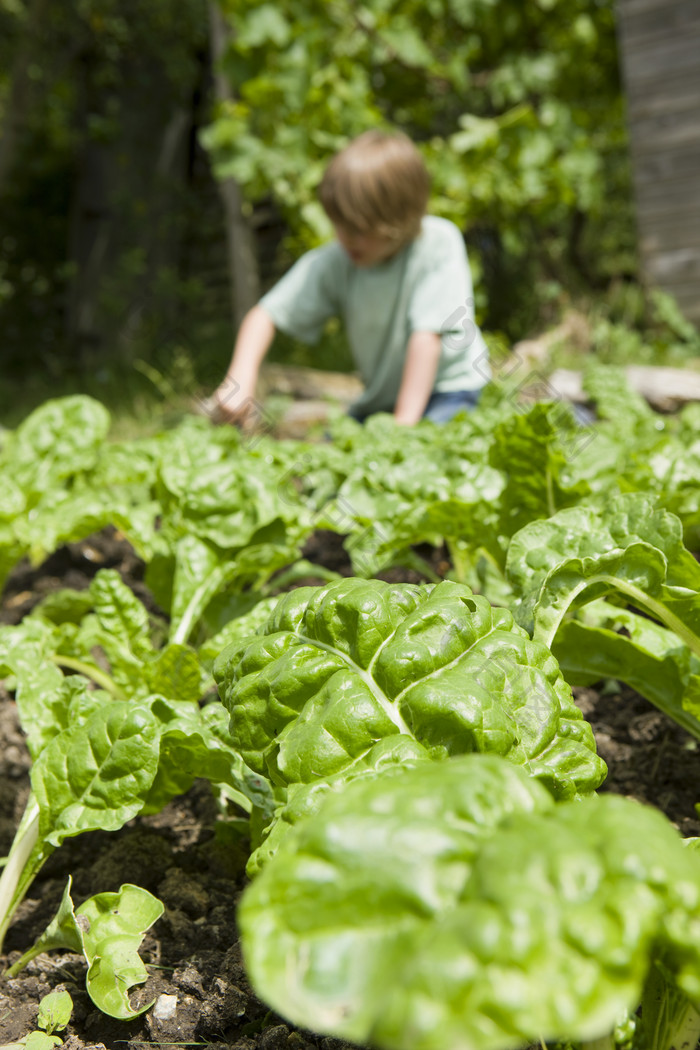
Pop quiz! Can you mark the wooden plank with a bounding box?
[671,288,700,311]
[633,145,700,185]
[618,0,700,43]
[621,38,700,84]
[635,174,700,209]
[647,248,700,282]
[627,78,700,121]
[618,0,683,17]
[617,0,700,330]
[640,219,700,253]
[638,205,700,229]
[627,113,700,155]
[635,190,700,222]
[639,204,700,229]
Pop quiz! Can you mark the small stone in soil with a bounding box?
[153,992,178,1020]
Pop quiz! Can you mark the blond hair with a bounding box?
[319,130,431,245]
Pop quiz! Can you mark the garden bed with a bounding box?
[1,528,698,1050]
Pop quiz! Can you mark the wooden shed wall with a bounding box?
[616,0,700,324]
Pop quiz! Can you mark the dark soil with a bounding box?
[1,529,699,1049]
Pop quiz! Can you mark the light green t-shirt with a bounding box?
[259,215,490,416]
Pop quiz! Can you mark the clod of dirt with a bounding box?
[158,868,210,917]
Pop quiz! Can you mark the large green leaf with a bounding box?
[32,703,161,848]
[553,599,700,740]
[246,735,431,877]
[215,578,605,799]
[2,395,110,495]
[488,401,591,536]
[240,756,700,1050]
[506,492,700,651]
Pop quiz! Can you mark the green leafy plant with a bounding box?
[0,573,261,953]
[6,879,162,1020]
[506,491,700,738]
[0,990,73,1050]
[214,576,606,870]
[238,755,700,1050]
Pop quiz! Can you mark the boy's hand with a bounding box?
[202,305,276,427]
[202,376,258,428]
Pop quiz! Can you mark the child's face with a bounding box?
[333,223,401,267]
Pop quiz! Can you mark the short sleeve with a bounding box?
[259,243,345,344]
[407,222,474,337]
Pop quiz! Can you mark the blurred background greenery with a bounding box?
[0,0,698,430]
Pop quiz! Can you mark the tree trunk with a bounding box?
[0,0,47,196]
[207,1,260,327]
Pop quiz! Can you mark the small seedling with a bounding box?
[0,990,72,1050]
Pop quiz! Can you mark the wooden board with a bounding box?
[618,0,700,41]
[548,366,700,411]
[617,0,700,327]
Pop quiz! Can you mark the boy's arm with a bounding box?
[393,330,442,425]
[210,305,276,425]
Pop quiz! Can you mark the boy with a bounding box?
[210,129,489,426]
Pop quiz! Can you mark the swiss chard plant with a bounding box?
[5,879,163,1020]
[238,754,700,1050]
[506,491,700,737]
[0,396,116,592]
[214,576,606,870]
[0,570,262,955]
[552,598,700,742]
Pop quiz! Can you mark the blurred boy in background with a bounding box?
[211,129,489,426]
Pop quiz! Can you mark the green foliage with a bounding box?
[5,383,700,1042]
[0,567,261,953]
[239,756,700,1050]
[213,577,605,806]
[0,989,73,1050]
[6,878,162,1019]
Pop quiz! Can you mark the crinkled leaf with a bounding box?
[506,492,700,650]
[0,622,114,757]
[32,703,161,848]
[17,675,113,758]
[488,401,591,537]
[90,570,151,659]
[3,395,110,495]
[246,736,432,876]
[13,494,120,568]
[215,578,605,799]
[144,643,203,703]
[158,450,306,551]
[168,535,238,645]
[31,587,95,625]
[198,596,279,670]
[583,361,656,430]
[138,697,264,815]
[0,475,26,520]
[240,757,700,1050]
[554,600,700,740]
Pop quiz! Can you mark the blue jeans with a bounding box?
[422,389,482,422]
[349,388,482,424]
